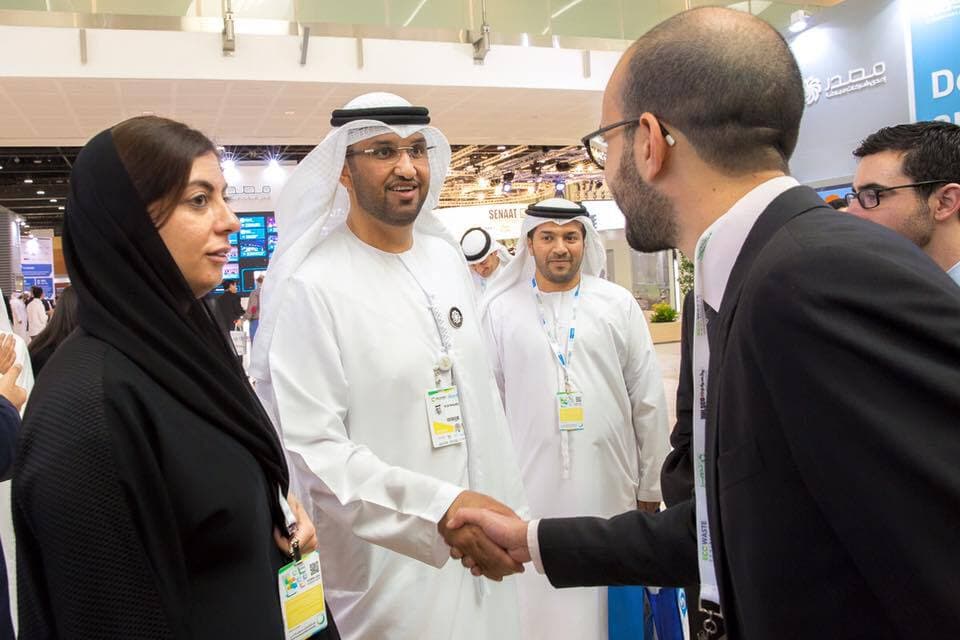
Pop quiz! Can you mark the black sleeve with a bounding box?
[539,498,698,589]
[747,239,960,630]
[14,379,177,639]
[0,397,20,481]
[660,291,695,507]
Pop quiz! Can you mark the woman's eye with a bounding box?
[189,194,209,207]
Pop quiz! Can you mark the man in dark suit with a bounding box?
[447,6,960,638]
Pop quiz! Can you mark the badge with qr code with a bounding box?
[277,551,328,639]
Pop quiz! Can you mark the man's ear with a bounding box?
[933,183,960,223]
[339,162,352,190]
[636,112,669,182]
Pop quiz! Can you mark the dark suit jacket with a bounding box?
[537,186,960,638]
[660,290,695,508]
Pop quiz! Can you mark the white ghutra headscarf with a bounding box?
[480,197,606,316]
[250,92,453,380]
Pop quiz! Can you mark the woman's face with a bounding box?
[156,152,239,298]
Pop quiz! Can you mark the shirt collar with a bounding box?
[947,260,960,287]
[700,176,800,310]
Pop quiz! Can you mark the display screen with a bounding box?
[267,216,277,233]
[267,234,279,257]
[234,213,273,293]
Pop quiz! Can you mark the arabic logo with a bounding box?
[804,77,823,106]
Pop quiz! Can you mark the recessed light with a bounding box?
[497,145,506,150]
[33,159,42,164]
[36,190,45,195]
[0,165,3,170]
[49,198,57,203]
[23,179,33,184]
[58,206,65,211]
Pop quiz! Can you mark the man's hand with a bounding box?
[439,491,525,581]
[446,507,531,566]
[273,493,318,560]
[637,500,660,514]
[0,365,26,411]
[0,334,17,374]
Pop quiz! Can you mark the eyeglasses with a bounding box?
[580,118,676,169]
[345,143,433,164]
[844,180,949,209]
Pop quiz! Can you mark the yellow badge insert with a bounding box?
[278,551,328,640]
[556,391,585,431]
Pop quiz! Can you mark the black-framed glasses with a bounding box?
[580,118,676,169]
[345,143,434,164]
[844,180,949,209]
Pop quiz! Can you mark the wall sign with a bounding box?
[909,1,960,123]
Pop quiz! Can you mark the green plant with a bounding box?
[650,302,679,323]
[678,251,694,298]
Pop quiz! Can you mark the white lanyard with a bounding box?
[692,232,722,613]
[398,255,453,386]
[532,277,581,479]
[531,277,581,392]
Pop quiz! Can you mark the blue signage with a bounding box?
[22,263,52,277]
[23,277,54,299]
[910,3,960,124]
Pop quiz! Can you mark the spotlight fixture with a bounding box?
[496,145,506,151]
[555,180,566,192]
[49,198,57,203]
[789,9,811,33]
[502,182,513,194]
[477,176,490,189]
[23,178,33,184]
[36,190,45,195]
[58,206,65,211]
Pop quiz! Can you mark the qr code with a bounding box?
[309,561,320,577]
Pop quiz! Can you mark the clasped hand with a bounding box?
[438,491,531,581]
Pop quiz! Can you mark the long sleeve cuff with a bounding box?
[527,518,545,574]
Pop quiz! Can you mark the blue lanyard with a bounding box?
[531,277,581,391]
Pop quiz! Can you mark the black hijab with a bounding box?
[63,129,289,512]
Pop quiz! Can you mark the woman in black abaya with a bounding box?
[13,116,339,639]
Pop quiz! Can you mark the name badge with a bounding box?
[425,385,467,448]
[556,391,584,431]
[278,551,328,640]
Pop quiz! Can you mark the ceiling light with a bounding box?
[222,159,237,171]
[58,206,65,211]
[502,182,512,194]
[49,198,57,203]
[33,159,42,164]
[23,179,33,184]
[477,176,490,189]
[497,145,506,151]
[36,190,45,195]
[789,9,811,33]
[555,180,566,192]
[0,165,3,170]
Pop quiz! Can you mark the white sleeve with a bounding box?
[623,299,670,503]
[266,276,463,568]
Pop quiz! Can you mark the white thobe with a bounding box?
[9,299,27,343]
[485,274,670,640]
[470,262,504,298]
[258,224,526,640]
[26,300,47,339]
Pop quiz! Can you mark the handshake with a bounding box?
[438,490,533,581]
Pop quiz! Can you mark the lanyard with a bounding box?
[531,277,581,392]
[398,256,453,386]
[692,232,722,616]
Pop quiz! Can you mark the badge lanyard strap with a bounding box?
[398,256,453,387]
[532,277,581,479]
[692,231,723,632]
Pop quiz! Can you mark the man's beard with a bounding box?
[353,175,428,228]
[898,198,935,249]
[611,143,679,253]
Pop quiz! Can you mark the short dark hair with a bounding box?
[828,198,848,210]
[853,121,960,199]
[31,286,43,298]
[620,7,804,175]
[111,115,218,227]
[222,280,237,289]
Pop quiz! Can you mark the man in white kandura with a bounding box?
[251,92,527,640]
[481,198,670,640]
[460,226,511,295]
